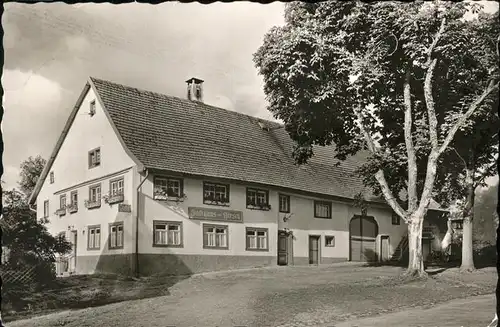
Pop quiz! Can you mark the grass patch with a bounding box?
[2,273,189,323]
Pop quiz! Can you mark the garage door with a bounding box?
[350,215,379,262]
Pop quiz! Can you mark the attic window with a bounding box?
[88,148,101,168]
[50,171,54,184]
[89,100,96,116]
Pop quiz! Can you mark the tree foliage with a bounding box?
[19,155,46,197]
[254,1,498,218]
[1,189,72,267]
[254,1,499,275]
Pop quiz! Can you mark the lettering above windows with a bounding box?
[85,184,102,209]
[203,224,228,249]
[314,201,332,219]
[109,222,124,249]
[246,188,271,211]
[87,225,101,250]
[246,227,268,251]
[203,182,230,206]
[68,191,78,214]
[88,148,101,169]
[104,177,124,204]
[279,194,290,213]
[55,194,67,216]
[153,177,185,201]
[153,221,183,247]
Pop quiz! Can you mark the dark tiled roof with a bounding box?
[91,77,382,203]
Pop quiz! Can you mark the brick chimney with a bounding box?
[186,77,204,102]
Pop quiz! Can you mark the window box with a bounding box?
[85,200,101,209]
[153,221,183,247]
[246,188,271,210]
[203,224,228,249]
[246,227,269,251]
[104,193,125,204]
[203,182,230,206]
[67,203,78,214]
[55,208,66,216]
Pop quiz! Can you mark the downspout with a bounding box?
[135,168,149,278]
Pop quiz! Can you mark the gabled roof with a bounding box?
[89,77,382,203]
[30,76,445,212]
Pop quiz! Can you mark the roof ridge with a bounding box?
[89,76,283,128]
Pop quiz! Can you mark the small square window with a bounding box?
[246,188,270,210]
[279,194,290,213]
[325,236,335,247]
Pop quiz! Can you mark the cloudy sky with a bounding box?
[2,2,285,189]
[2,1,498,190]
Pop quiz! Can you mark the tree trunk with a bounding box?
[461,165,476,271]
[406,217,426,277]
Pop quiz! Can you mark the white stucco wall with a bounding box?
[36,86,137,266]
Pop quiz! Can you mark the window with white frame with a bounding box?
[246,188,269,208]
[43,200,49,218]
[60,194,67,209]
[325,235,335,247]
[89,184,101,202]
[314,201,332,219]
[88,225,101,250]
[110,178,124,196]
[246,228,268,251]
[88,148,101,168]
[203,224,228,249]
[153,221,182,246]
[203,182,230,204]
[279,194,290,213]
[153,177,183,199]
[109,223,124,249]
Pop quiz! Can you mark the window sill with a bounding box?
[314,216,332,219]
[55,209,66,216]
[203,200,230,207]
[88,164,101,169]
[325,245,335,248]
[153,196,185,202]
[203,246,229,250]
[87,247,101,251]
[279,210,290,214]
[245,248,269,252]
[246,205,271,211]
[85,201,102,209]
[152,243,184,248]
[108,246,124,250]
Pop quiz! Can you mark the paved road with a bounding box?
[334,294,496,327]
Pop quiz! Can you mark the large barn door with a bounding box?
[350,216,379,262]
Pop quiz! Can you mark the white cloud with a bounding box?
[2,69,65,188]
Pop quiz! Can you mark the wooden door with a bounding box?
[308,235,320,264]
[277,231,288,265]
[350,216,379,262]
[380,235,390,262]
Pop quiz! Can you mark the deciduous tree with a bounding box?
[254,1,499,276]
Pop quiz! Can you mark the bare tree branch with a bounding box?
[423,17,446,150]
[404,70,418,212]
[439,80,500,155]
[452,147,468,168]
[354,105,409,222]
[474,161,497,189]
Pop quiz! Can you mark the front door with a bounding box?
[309,235,320,264]
[350,215,379,262]
[70,231,77,272]
[380,235,390,262]
[277,231,289,265]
